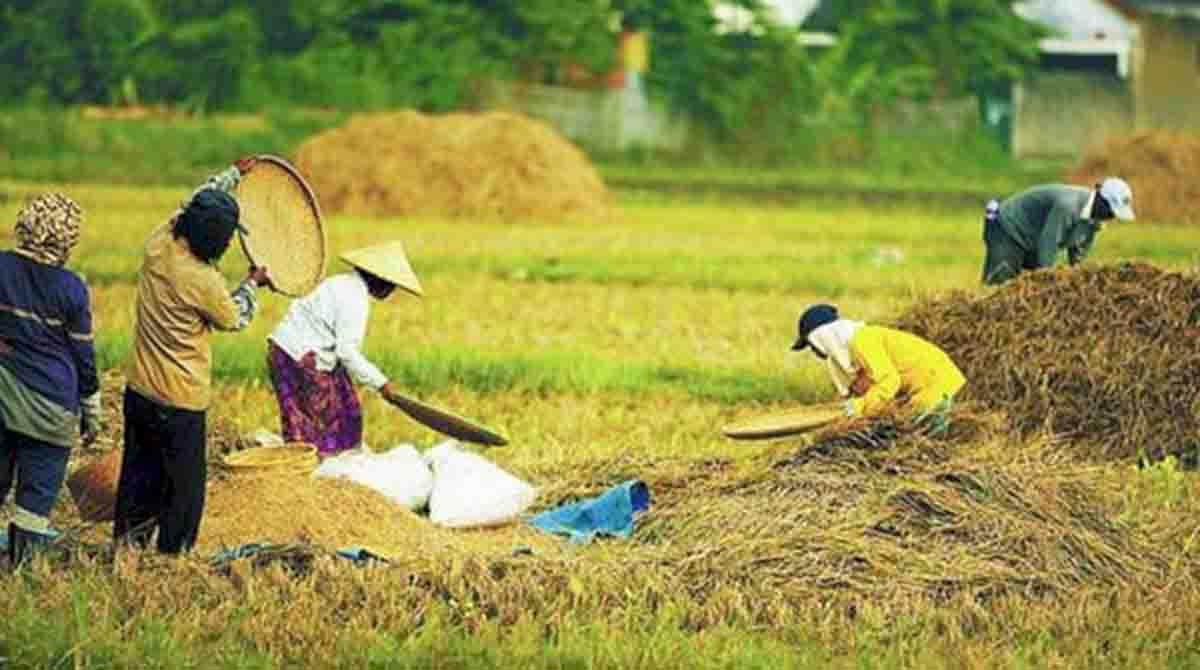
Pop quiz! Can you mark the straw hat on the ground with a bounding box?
[340,241,423,297]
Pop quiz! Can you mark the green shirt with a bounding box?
[998,185,1104,267]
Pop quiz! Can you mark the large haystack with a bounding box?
[894,263,1200,462]
[294,110,610,221]
[662,414,1173,605]
[1069,130,1200,224]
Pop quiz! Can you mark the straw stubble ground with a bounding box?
[2,183,1200,668]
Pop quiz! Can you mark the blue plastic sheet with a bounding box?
[529,480,651,544]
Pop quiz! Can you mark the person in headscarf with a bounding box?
[114,158,272,555]
[791,304,965,426]
[266,241,422,459]
[981,177,1135,285]
[0,193,99,565]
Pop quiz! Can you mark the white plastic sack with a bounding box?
[426,441,537,528]
[314,445,434,511]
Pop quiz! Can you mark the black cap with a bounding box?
[185,188,247,236]
[790,304,839,351]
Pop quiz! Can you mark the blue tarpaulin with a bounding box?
[529,480,651,544]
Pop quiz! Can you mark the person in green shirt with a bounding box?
[981,177,1135,285]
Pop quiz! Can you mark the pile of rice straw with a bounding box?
[894,263,1200,463]
[294,110,610,222]
[1069,129,1200,224]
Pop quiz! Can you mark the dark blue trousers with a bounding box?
[0,425,71,528]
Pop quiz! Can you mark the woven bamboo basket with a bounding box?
[66,449,122,522]
[236,155,327,297]
[722,402,846,441]
[222,442,320,476]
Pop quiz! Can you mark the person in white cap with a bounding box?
[265,241,422,459]
[981,177,1134,285]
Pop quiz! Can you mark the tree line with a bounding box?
[0,0,1045,139]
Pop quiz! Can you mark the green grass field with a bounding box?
[1,174,1199,668]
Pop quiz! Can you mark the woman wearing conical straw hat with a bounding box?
[266,241,422,459]
[791,304,966,431]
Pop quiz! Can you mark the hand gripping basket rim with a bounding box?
[236,155,328,297]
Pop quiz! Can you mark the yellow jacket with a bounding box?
[846,326,965,416]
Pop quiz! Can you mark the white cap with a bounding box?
[1099,177,1135,221]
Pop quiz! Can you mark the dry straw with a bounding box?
[1069,129,1200,224]
[40,365,1200,642]
[294,110,610,222]
[894,263,1200,463]
[671,406,1175,605]
[39,413,1200,641]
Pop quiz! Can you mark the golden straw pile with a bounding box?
[294,110,610,221]
[41,290,1200,631]
[655,426,1171,605]
[1069,129,1200,224]
[198,471,562,560]
[894,262,1200,463]
[43,407,1200,634]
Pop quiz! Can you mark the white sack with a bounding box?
[426,441,537,528]
[314,445,434,511]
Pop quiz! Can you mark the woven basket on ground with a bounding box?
[222,443,320,476]
[66,449,122,522]
[236,155,327,297]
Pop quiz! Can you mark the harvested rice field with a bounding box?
[2,177,1200,669]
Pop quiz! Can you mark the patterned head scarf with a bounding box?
[13,193,83,267]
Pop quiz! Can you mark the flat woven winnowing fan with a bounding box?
[384,391,508,447]
[722,402,846,441]
[236,155,327,297]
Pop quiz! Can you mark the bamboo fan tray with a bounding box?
[722,402,846,440]
[384,392,508,447]
[236,155,327,296]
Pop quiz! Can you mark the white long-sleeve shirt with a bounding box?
[268,273,388,389]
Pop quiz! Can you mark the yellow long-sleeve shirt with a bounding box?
[846,326,966,416]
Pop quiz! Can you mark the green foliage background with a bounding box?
[0,0,1045,147]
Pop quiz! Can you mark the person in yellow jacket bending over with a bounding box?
[790,304,965,426]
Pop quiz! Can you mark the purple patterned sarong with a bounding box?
[267,342,363,457]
